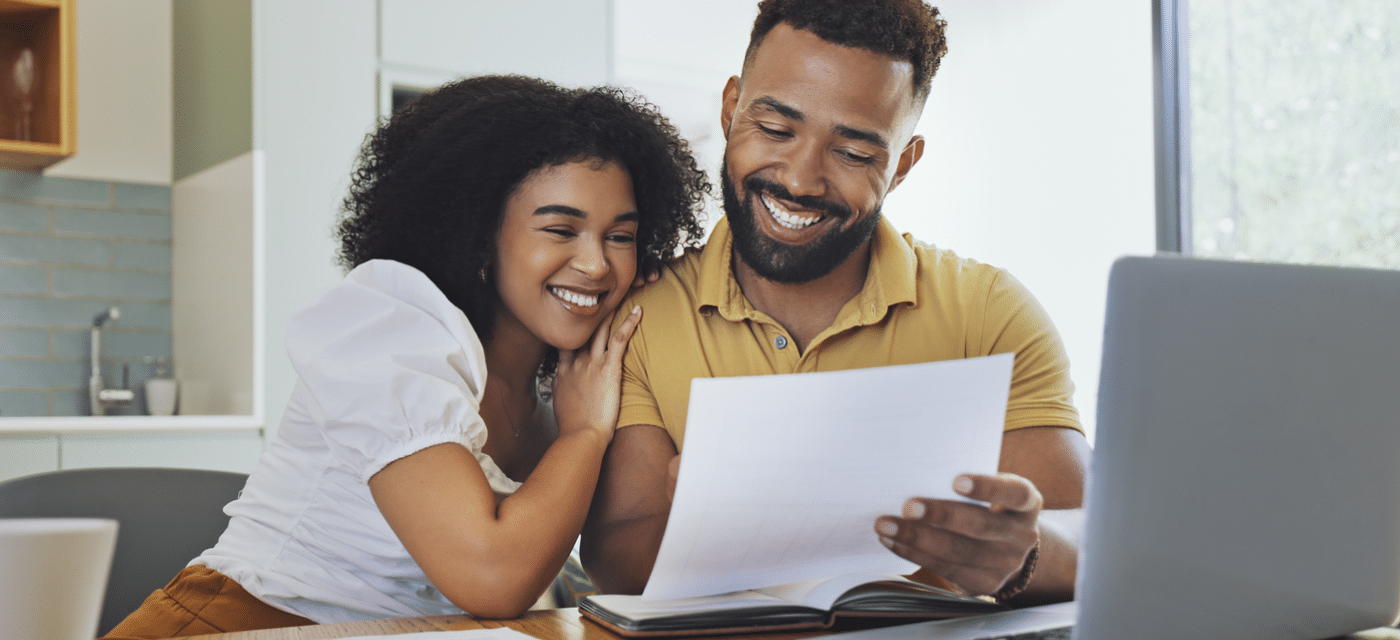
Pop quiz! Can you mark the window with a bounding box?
[1158,0,1400,268]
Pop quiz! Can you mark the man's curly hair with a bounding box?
[337,75,709,342]
[745,0,949,103]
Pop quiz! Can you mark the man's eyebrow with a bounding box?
[750,96,888,148]
[535,205,640,222]
[834,124,888,149]
[750,96,804,121]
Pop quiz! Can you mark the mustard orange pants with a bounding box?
[101,565,313,639]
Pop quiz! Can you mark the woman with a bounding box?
[103,75,708,637]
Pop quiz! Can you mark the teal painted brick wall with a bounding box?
[0,169,172,416]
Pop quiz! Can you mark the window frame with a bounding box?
[1153,0,1193,254]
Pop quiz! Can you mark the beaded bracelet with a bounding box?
[993,541,1040,603]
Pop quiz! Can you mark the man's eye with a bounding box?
[839,150,875,164]
[756,124,792,139]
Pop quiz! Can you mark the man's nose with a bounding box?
[772,139,829,200]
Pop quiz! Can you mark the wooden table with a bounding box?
[184,608,824,640]
[181,607,1400,640]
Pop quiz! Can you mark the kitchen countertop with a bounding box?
[0,415,262,434]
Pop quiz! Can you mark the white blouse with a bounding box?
[193,259,522,623]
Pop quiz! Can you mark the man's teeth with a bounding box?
[552,287,600,307]
[762,195,821,230]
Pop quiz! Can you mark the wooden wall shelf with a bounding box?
[0,0,73,172]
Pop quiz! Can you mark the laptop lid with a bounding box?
[1076,256,1400,640]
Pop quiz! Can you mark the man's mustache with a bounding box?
[743,176,852,221]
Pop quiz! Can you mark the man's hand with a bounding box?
[874,426,1090,604]
[874,473,1041,597]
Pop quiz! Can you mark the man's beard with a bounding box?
[722,161,881,284]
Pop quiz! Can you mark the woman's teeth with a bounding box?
[551,287,600,307]
[762,195,821,230]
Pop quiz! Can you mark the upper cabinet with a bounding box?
[0,0,73,172]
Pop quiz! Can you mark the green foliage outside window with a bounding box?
[1189,0,1400,268]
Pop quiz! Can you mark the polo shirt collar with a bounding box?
[696,216,919,325]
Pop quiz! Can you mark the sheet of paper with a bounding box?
[641,354,1012,601]
[331,628,540,640]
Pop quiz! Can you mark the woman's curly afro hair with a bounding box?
[337,74,709,341]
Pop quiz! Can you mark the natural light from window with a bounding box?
[1187,1,1400,267]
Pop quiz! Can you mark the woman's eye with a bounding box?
[608,233,637,244]
[543,228,576,238]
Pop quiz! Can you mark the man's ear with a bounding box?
[720,75,740,141]
[888,135,925,194]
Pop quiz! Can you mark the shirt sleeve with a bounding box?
[981,270,1083,433]
[283,261,506,484]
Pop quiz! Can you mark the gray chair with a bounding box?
[0,467,247,636]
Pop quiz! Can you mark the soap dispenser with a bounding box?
[144,357,178,416]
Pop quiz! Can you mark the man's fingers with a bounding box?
[901,498,1014,541]
[874,517,1009,595]
[954,473,1041,513]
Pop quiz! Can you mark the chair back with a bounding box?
[0,467,248,636]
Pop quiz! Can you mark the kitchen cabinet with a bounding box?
[0,0,74,171]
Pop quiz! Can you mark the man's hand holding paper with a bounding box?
[640,354,1014,601]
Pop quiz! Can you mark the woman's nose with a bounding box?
[570,240,609,279]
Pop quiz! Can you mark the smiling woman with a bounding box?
[98,75,709,638]
[493,160,640,355]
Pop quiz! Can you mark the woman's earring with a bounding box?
[479,266,489,283]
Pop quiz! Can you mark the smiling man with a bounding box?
[581,0,1091,606]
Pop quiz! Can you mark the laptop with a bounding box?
[826,255,1400,640]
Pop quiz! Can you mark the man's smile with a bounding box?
[761,193,823,230]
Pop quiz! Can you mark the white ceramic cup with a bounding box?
[0,518,119,640]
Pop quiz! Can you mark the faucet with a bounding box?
[90,306,134,415]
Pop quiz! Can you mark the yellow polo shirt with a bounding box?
[618,216,1081,450]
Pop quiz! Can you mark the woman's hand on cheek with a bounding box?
[552,306,643,442]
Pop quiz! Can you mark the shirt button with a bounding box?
[774,335,788,349]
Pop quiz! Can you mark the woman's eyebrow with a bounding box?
[534,205,586,218]
[534,205,640,222]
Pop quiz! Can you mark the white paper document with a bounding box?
[334,629,540,640]
[641,354,1013,601]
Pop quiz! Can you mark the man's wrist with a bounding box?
[993,541,1040,603]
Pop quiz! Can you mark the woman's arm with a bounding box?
[369,307,642,618]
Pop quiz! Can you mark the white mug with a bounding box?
[0,518,119,640]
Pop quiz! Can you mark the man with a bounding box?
[581,0,1091,606]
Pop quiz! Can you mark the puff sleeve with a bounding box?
[283,260,521,493]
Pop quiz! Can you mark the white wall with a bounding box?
[612,0,755,196]
[171,151,259,417]
[381,0,611,94]
[882,0,1158,441]
[253,0,379,438]
[45,0,173,185]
